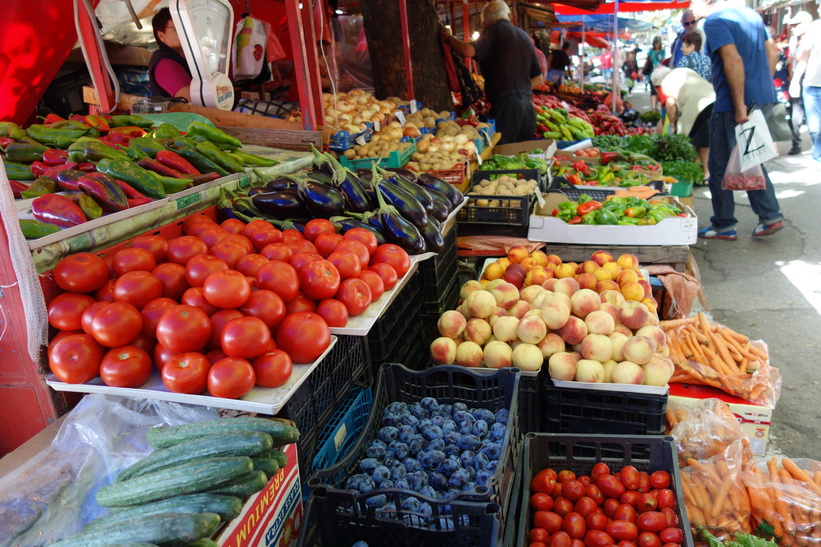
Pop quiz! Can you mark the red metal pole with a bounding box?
[304,0,326,127]
[77,0,115,113]
[284,0,318,131]
[462,0,472,72]
[398,0,414,101]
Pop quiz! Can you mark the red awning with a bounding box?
[554,1,690,15]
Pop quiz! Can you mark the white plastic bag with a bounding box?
[734,109,777,171]
[233,17,283,80]
[721,145,767,191]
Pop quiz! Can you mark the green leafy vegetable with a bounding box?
[660,160,704,184]
[700,527,779,547]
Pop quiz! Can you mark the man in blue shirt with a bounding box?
[694,0,785,240]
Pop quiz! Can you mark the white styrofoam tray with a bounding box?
[551,379,668,396]
[46,337,338,415]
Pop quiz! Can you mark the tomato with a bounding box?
[290,251,323,274]
[328,250,362,280]
[236,254,269,277]
[618,542,638,547]
[183,214,214,235]
[276,312,331,364]
[185,254,229,287]
[132,236,169,263]
[250,227,284,253]
[637,471,651,494]
[315,232,343,258]
[90,302,142,348]
[533,511,563,534]
[335,240,370,270]
[659,527,682,544]
[561,480,585,502]
[573,496,598,518]
[113,271,163,310]
[48,292,95,331]
[130,332,157,355]
[614,504,637,524]
[166,236,208,265]
[603,498,620,519]
[660,508,678,528]
[79,301,108,335]
[261,242,294,262]
[208,309,245,348]
[636,493,658,513]
[585,484,605,506]
[532,472,557,494]
[370,244,410,277]
[210,241,247,269]
[95,279,116,302]
[197,225,229,248]
[556,470,575,483]
[112,247,156,276]
[577,475,591,487]
[548,531,572,547]
[252,349,293,387]
[537,468,558,482]
[637,532,661,547]
[316,298,349,328]
[607,520,639,541]
[240,290,286,329]
[256,260,299,303]
[153,343,177,371]
[591,463,611,483]
[597,474,626,499]
[344,227,378,256]
[584,530,615,547]
[285,293,317,314]
[141,297,178,338]
[205,348,228,364]
[285,238,317,256]
[221,316,271,359]
[99,346,152,387]
[281,229,304,242]
[181,287,220,316]
[208,357,255,398]
[53,252,109,293]
[620,491,641,507]
[152,262,188,301]
[649,471,671,490]
[586,512,609,531]
[303,218,336,242]
[243,219,274,239]
[551,481,563,498]
[203,270,251,309]
[161,352,210,394]
[620,465,640,490]
[552,497,574,517]
[368,263,398,290]
[336,278,372,316]
[636,512,667,533]
[221,234,254,254]
[531,493,554,512]
[356,270,385,303]
[562,512,586,539]
[156,305,211,353]
[530,528,550,544]
[48,333,103,384]
[298,259,340,301]
[220,218,246,234]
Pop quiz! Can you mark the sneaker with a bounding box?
[752,221,784,237]
[698,226,738,240]
[788,145,801,155]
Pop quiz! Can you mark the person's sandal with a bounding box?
[751,222,784,237]
[698,226,737,240]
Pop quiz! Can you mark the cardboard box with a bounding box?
[527,192,697,245]
[668,383,774,456]
[493,139,557,159]
[216,443,304,547]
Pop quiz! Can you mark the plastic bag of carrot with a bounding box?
[660,312,782,407]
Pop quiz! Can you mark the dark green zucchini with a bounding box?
[258,448,288,469]
[209,470,269,498]
[50,512,220,546]
[83,494,242,532]
[146,417,299,449]
[251,457,280,477]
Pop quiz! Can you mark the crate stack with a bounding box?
[417,227,462,348]
[365,270,425,372]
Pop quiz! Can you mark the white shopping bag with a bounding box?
[734,109,777,171]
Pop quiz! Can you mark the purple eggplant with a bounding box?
[251,189,310,218]
[296,178,346,218]
[265,176,298,192]
[371,169,426,254]
[381,168,434,216]
[421,215,445,253]
[376,177,428,228]
[418,172,464,209]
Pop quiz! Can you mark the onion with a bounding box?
[356,95,370,105]
[440,141,455,152]
[385,127,404,141]
[427,144,439,154]
[338,113,352,123]
[454,134,469,145]
[337,101,354,113]
[403,125,421,138]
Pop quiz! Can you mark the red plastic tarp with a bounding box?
[550,30,629,48]
[554,1,690,15]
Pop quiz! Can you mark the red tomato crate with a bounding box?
[423,160,469,186]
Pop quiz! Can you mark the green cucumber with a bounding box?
[210,470,269,497]
[251,457,280,477]
[259,448,288,469]
[83,494,242,532]
[117,431,273,482]
[51,512,220,546]
[96,457,252,507]
[146,417,299,449]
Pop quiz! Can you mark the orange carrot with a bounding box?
[813,470,821,488]
[783,458,821,496]
[660,316,698,329]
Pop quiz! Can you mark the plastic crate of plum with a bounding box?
[306,364,521,547]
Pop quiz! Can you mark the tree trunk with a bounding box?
[360,0,453,111]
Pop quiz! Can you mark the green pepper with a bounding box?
[582,211,598,225]
[577,193,592,204]
[48,120,91,131]
[154,123,182,139]
[19,219,61,239]
[187,122,242,150]
[176,146,230,176]
[647,209,672,223]
[68,138,131,163]
[602,200,626,213]
[20,176,57,198]
[96,158,166,199]
[625,206,646,219]
[4,160,34,180]
[595,209,619,225]
[127,136,167,160]
[71,193,103,220]
[617,217,640,225]
[229,149,279,167]
[110,114,154,129]
[638,216,658,225]
[26,125,86,149]
[0,122,26,141]
[4,142,49,163]
[195,141,245,173]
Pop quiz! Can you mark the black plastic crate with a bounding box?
[421,272,461,316]
[457,169,542,238]
[515,434,694,547]
[542,376,667,437]
[307,364,521,547]
[519,372,542,434]
[367,272,422,365]
[418,227,459,302]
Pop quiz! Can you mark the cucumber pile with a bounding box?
[50,417,298,546]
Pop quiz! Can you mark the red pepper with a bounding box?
[115,179,147,200]
[111,126,147,138]
[42,149,70,166]
[156,150,201,175]
[552,208,560,217]
[136,158,187,179]
[600,151,620,166]
[76,162,97,172]
[127,197,154,207]
[577,201,602,215]
[190,172,221,185]
[43,162,80,180]
[567,173,583,186]
[99,133,133,148]
[30,161,52,177]
[70,114,110,132]
[8,179,29,199]
[31,193,87,227]
[0,136,15,149]
[567,216,583,224]
[54,168,85,191]
[79,172,130,212]
[43,113,67,125]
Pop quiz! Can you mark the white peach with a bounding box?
[611,361,645,384]
[430,337,458,365]
[580,334,614,362]
[492,315,520,342]
[570,288,601,319]
[548,351,578,381]
[437,310,467,339]
[585,310,615,335]
[455,341,484,367]
[483,340,513,369]
[575,359,605,382]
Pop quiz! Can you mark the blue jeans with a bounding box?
[548,69,565,85]
[803,85,821,161]
[707,107,783,231]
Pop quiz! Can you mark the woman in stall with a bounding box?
[149,8,192,101]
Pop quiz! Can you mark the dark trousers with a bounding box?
[790,95,806,148]
[491,94,537,145]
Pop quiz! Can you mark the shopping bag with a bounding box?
[233,17,269,80]
[721,145,766,191]
[734,109,777,171]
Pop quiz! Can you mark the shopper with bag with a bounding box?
[692,0,785,240]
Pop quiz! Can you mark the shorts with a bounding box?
[688,103,713,149]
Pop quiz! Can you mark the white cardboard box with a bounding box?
[528,192,697,246]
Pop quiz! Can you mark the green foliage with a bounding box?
[592,133,698,164]
[660,160,704,184]
[640,111,662,124]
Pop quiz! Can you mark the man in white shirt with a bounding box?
[798,17,821,161]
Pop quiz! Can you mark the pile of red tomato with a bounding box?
[527,463,686,547]
[46,214,411,399]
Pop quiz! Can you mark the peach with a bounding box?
[544,290,571,309]
[484,340,513,369]
[553,277,580,298]
[622,336,655,365]
[542,278,559,291]
[465,290,497,319]
[502,269,525,289]
[602,261,622,279]
[464,318,492,345]
[581,260,600,274]
[479,279,490,287]
[545,261,559,273]
[580,333,614,362]
[524,268,550,287]
[530,250,549,267]
[496,257,512,270]
[574,272,597,291]
[460,280,484,301]
[517,315,548,344]
[601,359,618,382]
[507,245,529,264]
[593,268,613,282]
[520,284,544,304]
[570,288,601,319]
[540,299,571,330]
[637,279,653,298]
[524,308,542,317]
[512,343,544,372]
[611,361,645,384]
[643,355,674,386]
[438,310,467,338]
[487,306,508,328]
[636,325,665,350]
[508,300,532,320]
[585,310,615,335]
[455,341,484,368]
[599,289,625,306]
[598,302,621,325]
[555,263,578,279]
[608,332,629,361]
[591,250,614,267]
[613,323,633,337]
[483,261,505,281]
[485,278,506,291]
[548,351,578,381]
[557,316,588,345]
[492,315,520,342]
[537,332,566,358]
[641,297,659,317]
[619,301,652,330]
[490,282,520,309]
[616,253,640,271]
[616,269,639,286]
[460,301,472,320]
[430,337,458,365]
[531,291,548,310]
[546,253,563,267]
[620,281,645,302]
[521,257,538,271]
[595,279,621,293]
[575,359,605,382]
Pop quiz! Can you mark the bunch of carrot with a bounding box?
[660,312,774,404]
[743,458,821,545]
[666,401,754,468]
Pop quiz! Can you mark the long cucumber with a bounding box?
[82,494,242,532]
[209,470,269,497]
[50,512,220,546]
[146,417,298,449]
